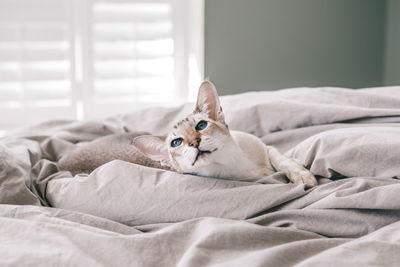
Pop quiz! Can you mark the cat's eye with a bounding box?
[195,121,208,131]
[171,138,183,147]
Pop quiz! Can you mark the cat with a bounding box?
[58,131,170,176]
[133,81,318,186]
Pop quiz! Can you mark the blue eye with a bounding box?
[171,138,183,147]
[195,121,208,131]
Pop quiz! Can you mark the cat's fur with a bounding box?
[134,81,317,186]
[58,132,170,176]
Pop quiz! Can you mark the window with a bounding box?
[0,0,204,130]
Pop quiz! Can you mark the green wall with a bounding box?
[384,0,400,85]
[205,0,388,95]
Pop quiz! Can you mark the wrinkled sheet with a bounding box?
[1,86,400,266]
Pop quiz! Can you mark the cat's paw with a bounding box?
[287,169,318,187]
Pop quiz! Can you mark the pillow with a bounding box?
[287,127,400,179]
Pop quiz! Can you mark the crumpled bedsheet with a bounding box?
[1,86,400,266]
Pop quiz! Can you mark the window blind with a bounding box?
[90,0,175,103]
[0,0,76,129]
[0,0,203,130]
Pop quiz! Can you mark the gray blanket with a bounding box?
[1,86,400,266]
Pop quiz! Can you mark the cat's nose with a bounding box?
[189,137,201,148]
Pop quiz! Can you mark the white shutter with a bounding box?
[83,0,179,118]
[0,0,76,129]
[0,0,204,130]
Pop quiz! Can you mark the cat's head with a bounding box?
[134,81,231,174]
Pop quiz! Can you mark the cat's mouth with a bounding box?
[192,148,217,166]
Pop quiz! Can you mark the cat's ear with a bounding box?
[133,135,171,167]
[194,81,225,123]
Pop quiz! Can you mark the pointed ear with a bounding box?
[194,81,225,123]
[133,135,171,167]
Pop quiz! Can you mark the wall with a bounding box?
[384,0,400,85]
[204,0,387,95]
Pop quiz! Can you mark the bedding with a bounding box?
[1,86,400,266]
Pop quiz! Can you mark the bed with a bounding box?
[1,86,400,266]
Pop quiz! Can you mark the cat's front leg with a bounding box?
[265,146,318,186]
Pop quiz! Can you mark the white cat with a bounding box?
[134,81,318,186]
